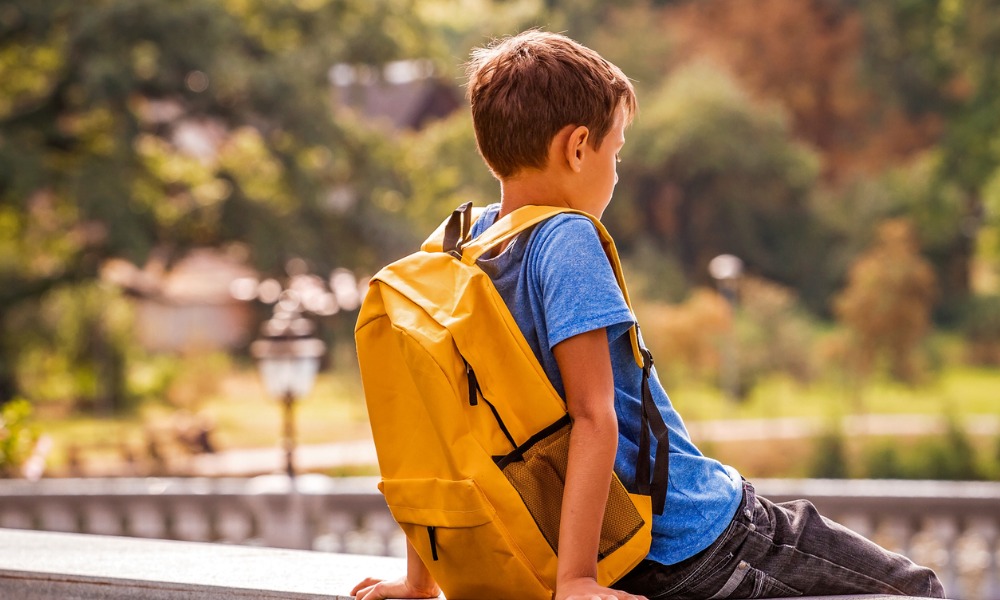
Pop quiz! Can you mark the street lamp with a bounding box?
[708,254,743,402]
[250,307,325,479]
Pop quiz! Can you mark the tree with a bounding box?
[664,0,941,181]
[0,0,437,404]
[834,219,937,382]
[613,63,823,301]
[859,0,1000,313]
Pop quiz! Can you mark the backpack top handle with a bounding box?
[442,201,475,258]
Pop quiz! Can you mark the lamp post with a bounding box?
[708,254,743,402]
[233,260,361,477]
[250,307,325,479]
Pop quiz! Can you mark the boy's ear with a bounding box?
[564,125,590,173]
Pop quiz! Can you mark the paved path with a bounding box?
[186,413,1000,477]
[686,413,1000,442]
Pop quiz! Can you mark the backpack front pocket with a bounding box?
[496,418,647,560]
[380,477,552,600]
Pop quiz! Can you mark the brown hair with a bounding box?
[466,30,636,179]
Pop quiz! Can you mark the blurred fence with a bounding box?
[0,476,997,599]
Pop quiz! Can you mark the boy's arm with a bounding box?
[552,327,647,600]
[351,538,441,600]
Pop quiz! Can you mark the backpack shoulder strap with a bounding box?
[466,204,667,514]
[460,205,647,371]
[459,204,571,263]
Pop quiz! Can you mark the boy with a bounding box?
[353,30,944,600]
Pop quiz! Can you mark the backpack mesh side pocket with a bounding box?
[496,417,646,559]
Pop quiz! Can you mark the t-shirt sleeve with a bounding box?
[529,215,635,350]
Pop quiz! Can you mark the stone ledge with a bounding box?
[0,528,942,599]
[0,528,403,599]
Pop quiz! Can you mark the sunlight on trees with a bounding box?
[835,219,938,383]
[1,0,999,458]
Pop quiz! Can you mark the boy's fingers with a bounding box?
[355,584,378,600]
[350,578,383,599]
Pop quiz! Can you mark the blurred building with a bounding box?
[328,59,462,131]
[103,248,257,353]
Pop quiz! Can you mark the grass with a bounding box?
[669,366,1000,422]
[26,360,1000,477]
[32,365,373,474]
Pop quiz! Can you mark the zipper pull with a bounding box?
[465,360,479,406]
[427,526,439,561]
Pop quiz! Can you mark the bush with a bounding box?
[993,436,1000,480]
[916,419,982,480]
[863,442,908,479]
[807,424,850,479]
[859,418,988,480]
[833,218,937,383]
[958,294,1000,366]
[634,288,731,384]
[735,276,817,387]
[0,399,38,478]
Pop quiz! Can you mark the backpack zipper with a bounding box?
[465,359,518,449]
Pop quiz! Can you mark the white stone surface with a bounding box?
[0,528,405,599]
[0,528,943,599]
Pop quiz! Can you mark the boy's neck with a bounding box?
[498,171,572,219]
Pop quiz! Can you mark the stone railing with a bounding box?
[0,528,936,600]
[0,477,997,599]
[0,475,401,555]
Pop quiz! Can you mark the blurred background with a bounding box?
[2,0,1000,485]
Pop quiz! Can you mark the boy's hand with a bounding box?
[351,576,442,600]
[556,576,648,600]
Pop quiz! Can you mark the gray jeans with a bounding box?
[616,481,945,599]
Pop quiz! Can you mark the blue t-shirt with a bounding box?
[470,203,743,566]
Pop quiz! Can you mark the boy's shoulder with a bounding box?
[530,213,603,261]
[472,203,602,246]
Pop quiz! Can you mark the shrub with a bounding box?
[634,288,731,384]
[833,218,937,383]
[807,424,850,479]
[914,419,982,480]
[863,442,908,479]
[0,399,38,478]
[735,276,817,386]
[958,294,1000,366]
[860,419,986,480]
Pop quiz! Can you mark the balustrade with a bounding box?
[1,477,997,599]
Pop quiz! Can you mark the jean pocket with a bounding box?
[708,561,802,599]
[635,551,737,600]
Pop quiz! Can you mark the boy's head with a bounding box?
[466,30,636,180]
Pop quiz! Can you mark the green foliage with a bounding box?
[860,1,1000,310]
[734,277,818,392]
[863,443,908,480]
[994,435,1000,479]
[0,0,437,405]
[957,294,1000,364]
[3,0,1000,426]
[613,62,823,300]
[861,419,987,481]
[0,399,38,477]
[399,113,498,235]
[834,219,938,382]
[807,424,850,479]
[634,288,731,385]
[14,283,138,413]
[0,0,437,273]
[929,417,983,479]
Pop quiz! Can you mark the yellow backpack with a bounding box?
[355,203,669,599]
